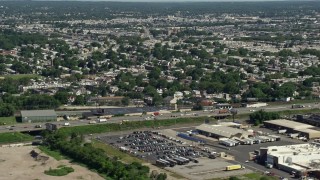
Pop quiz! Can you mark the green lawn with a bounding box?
[0,116,16,125]
[0,132,33,144]
[38,146,64,161]
[44,165,74,176]
[92,140,144,164]
[58,116,209,135]
[1,74,41,80]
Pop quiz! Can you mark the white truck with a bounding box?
[63,122,70,126]
[290,133,299,139]
[98,118,107,123]
[278,129,287,134]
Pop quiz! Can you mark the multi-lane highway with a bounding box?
[2,102,319,133]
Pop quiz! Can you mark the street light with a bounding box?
[230,109,238,123]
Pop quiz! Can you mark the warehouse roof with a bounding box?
[196,124,248,138]
[20,110,57,117]
[266,143,320,171]
[298,128,320,134]
[264,119,314,130]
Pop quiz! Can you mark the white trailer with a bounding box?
[278,129,287,134]
[246,103,268,108]
[98,118,107,123]
[63,122,70,126]
[290,133,299,139]
[220,139,235,147]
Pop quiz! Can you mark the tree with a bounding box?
[274,82,296,98]
[73,95,85,105]
[148,67,161,79]
[121,97,130,106]
[224,82,239,94]
[0,103,15,117]
[249,110,280,125]
[54,91,70,104]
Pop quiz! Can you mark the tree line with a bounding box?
[42,131,166,180]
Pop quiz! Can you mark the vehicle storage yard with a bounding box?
[98,130,212,164]
[97,123,310,180]
[98,130,253,180]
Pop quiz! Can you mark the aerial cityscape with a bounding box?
[0,1,320,180]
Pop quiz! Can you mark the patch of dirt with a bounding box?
[0,146,104,180]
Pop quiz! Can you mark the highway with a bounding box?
[1,102,319,133]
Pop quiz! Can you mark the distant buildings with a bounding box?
[259,143,320,179]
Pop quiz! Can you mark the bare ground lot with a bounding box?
[0,146,104,180]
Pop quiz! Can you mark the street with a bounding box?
[1,102,319,133]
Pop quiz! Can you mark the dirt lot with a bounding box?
[0,145,104,180]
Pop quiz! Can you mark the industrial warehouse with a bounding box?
[196,124,251,139]
[263,119,320,139]
[18,110,57,123]
[259,143,320,179]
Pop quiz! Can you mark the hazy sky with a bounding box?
[63,0,307,1]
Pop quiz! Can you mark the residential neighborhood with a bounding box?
[1,1,320,180]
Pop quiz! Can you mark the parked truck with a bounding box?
[35,125,42,128]
[292,104,305,109]
[226,164,244,171]
[278,129,287,134]
[63,122,70,126]
[98,118,107,123]
[290,133,299,139]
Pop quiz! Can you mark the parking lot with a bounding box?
[171,126,306,179]
[98,130,253,180]
[168,158,251,180]
[98,130,212,164]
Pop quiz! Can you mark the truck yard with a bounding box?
[97,129,253,180]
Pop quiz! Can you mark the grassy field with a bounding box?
[38,146,64,161]
[1,74,41,80]
[92,140,144,164]
[0,132,33,144]
[0,116,16,125]
[210,173,278,180]
[58,116,209,135]
[44,165,74,176]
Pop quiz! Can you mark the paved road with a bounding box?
[2,102,319,133]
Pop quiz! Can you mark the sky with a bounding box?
[54,0,310,1]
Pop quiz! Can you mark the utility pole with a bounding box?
[230,109,238,122]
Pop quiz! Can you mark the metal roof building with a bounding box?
[264,119,314,130]
[264,119,320,139]
[20,110,57,123]
[196,124,250,138]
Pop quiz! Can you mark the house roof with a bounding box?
[20,110,57,117]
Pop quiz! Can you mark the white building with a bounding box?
[260,143,320,178]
